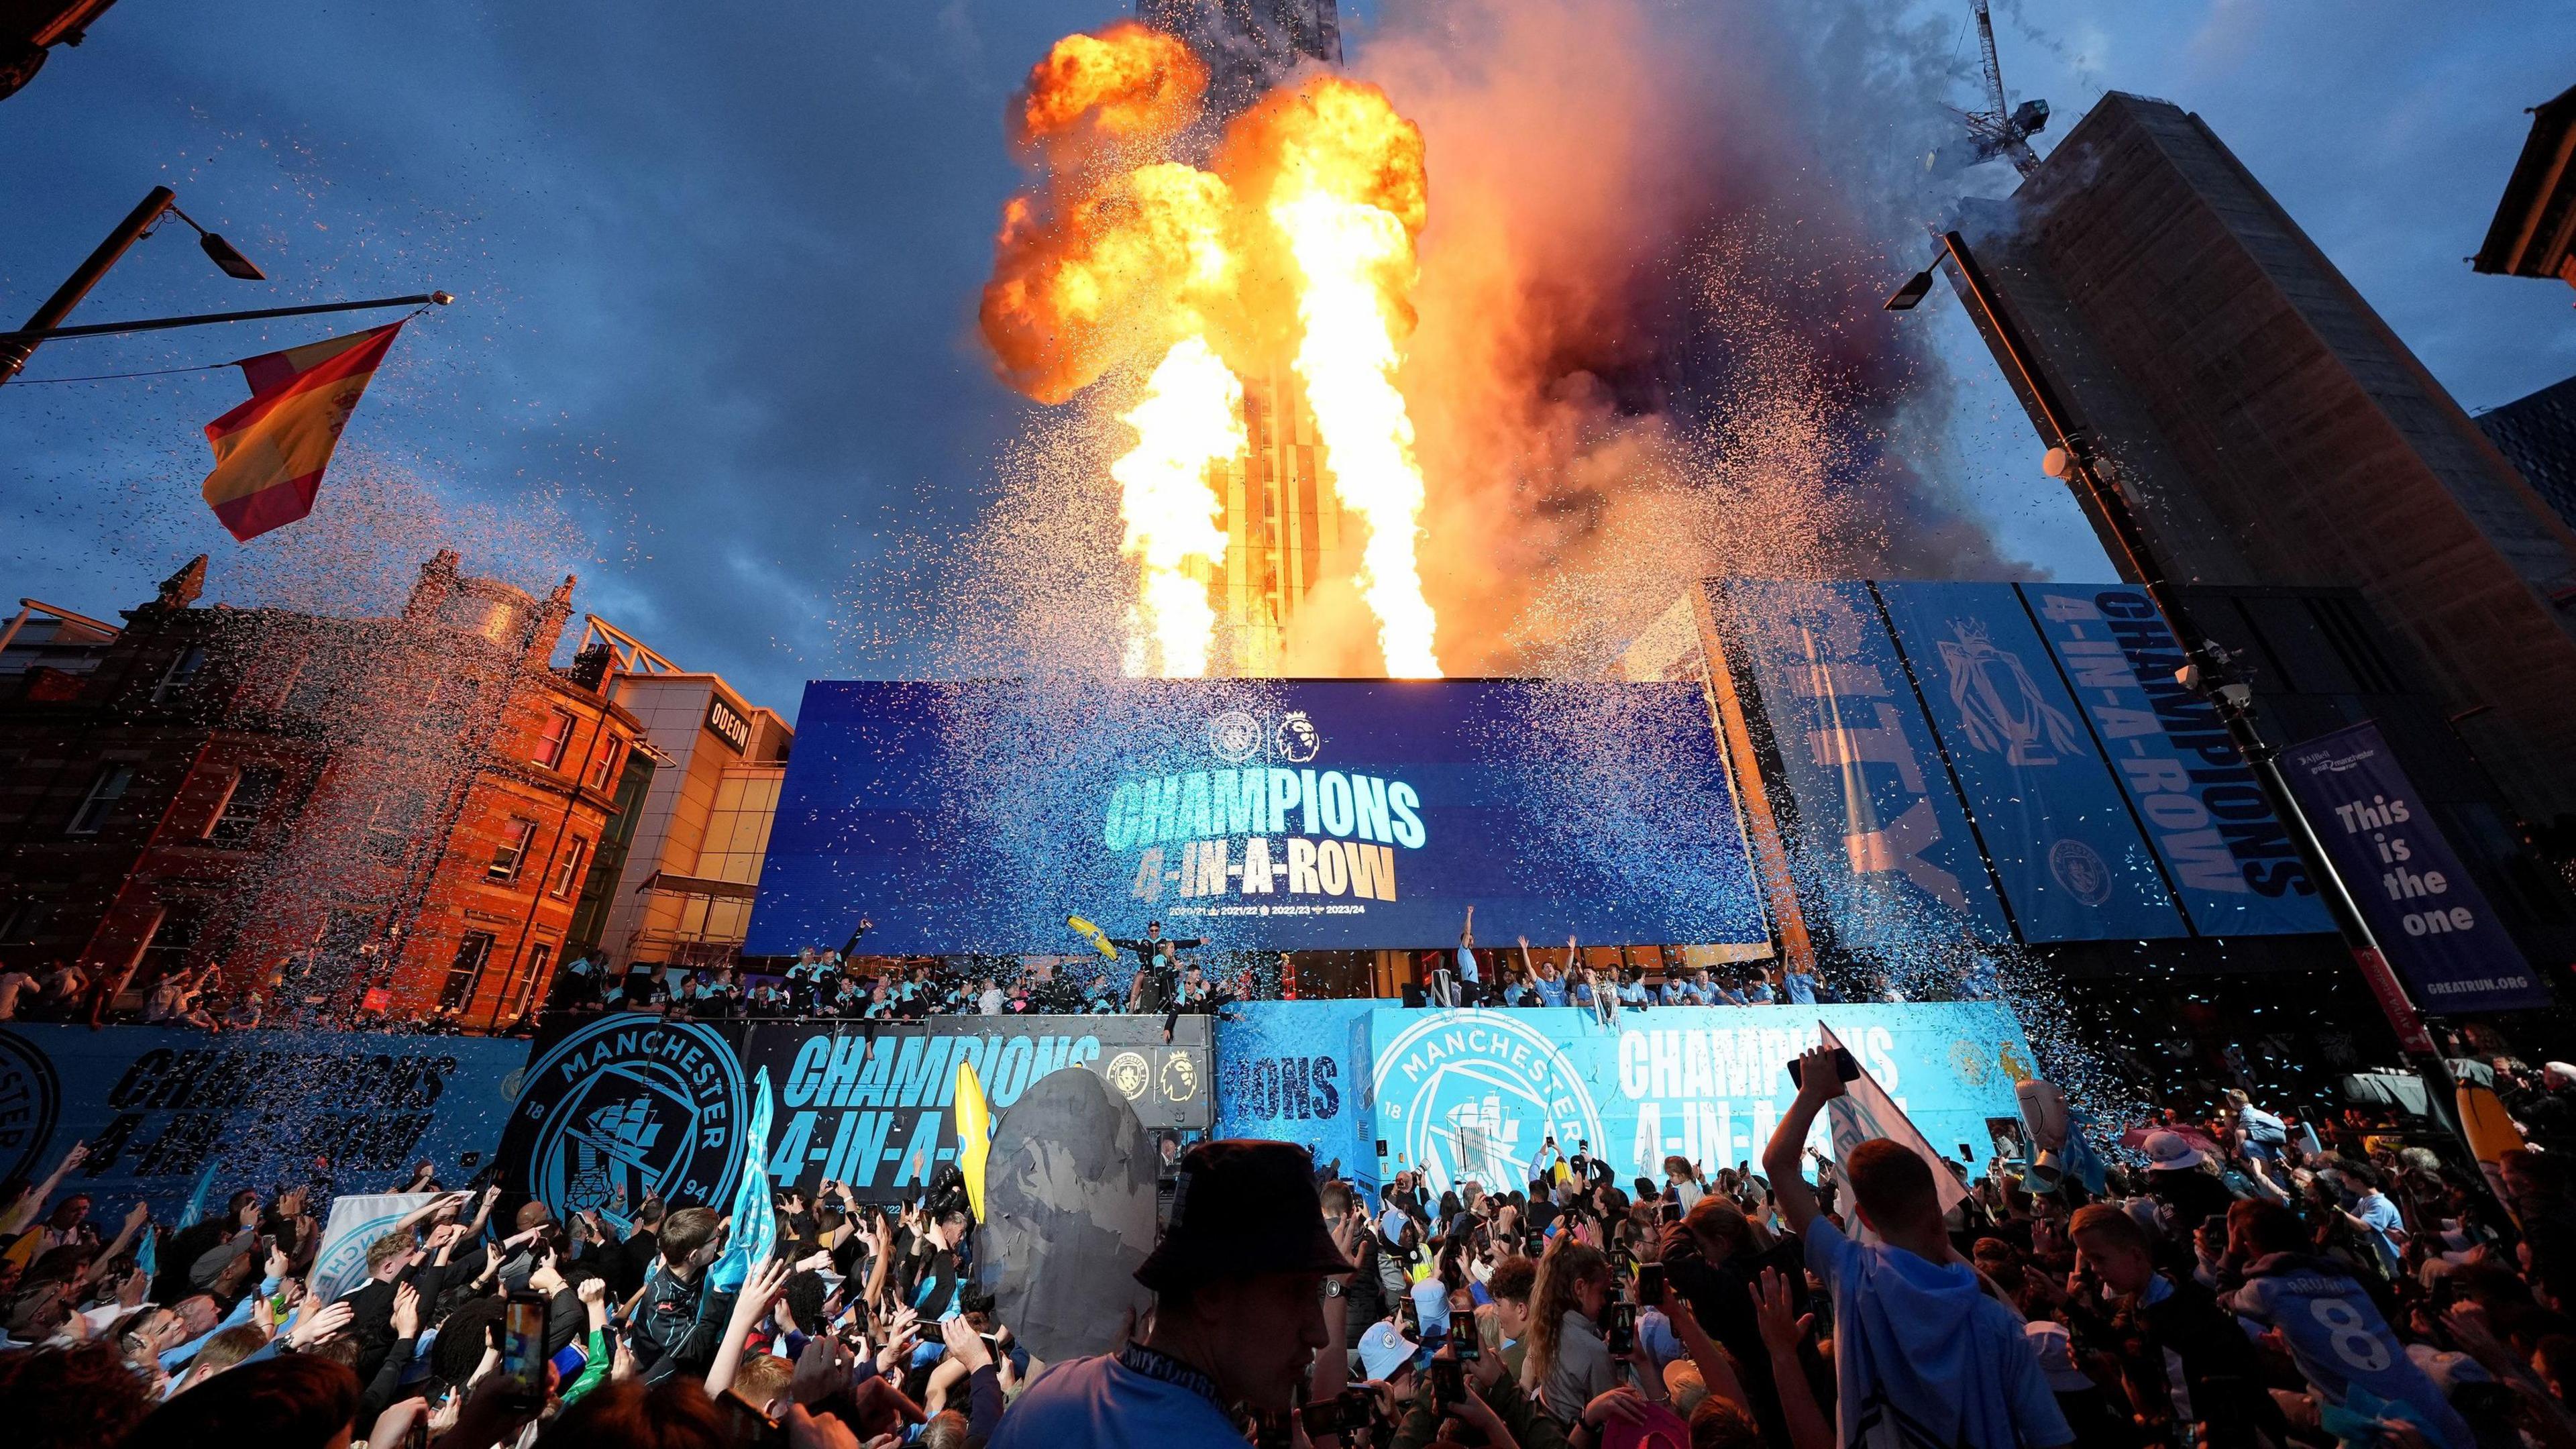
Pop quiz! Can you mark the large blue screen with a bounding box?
[747,680,1769,955]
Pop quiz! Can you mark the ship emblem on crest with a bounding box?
[498,1016,748,1224]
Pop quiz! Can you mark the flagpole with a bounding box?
[0,186,180,386]
[0,290,453,352]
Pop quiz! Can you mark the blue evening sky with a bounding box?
[3,1,2571,717]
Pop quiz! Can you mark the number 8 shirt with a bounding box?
[2226,1252,2473,1448]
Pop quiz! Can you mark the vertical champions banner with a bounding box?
[1703,580,2334,946]
[2281,722,2548,1012]
[2021,586,2331,936]
[747,680,1768,954]
[0,1026,525,1219]
[1209,1002,2037,1196]
[496,1014,1213,1216]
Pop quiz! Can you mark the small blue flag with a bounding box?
[177,1157,221,1230]
[707,1067,775,1293]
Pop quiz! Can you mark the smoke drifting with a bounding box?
[1367,0,2018,675]
[935,0,2018,681]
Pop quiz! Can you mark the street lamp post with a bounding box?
[1888,229,2481,1157]
[0,185,268,386]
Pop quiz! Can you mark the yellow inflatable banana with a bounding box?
[956,1058,994,1222]
[1067,915,1119,961]
[2458,1081,2525,1169]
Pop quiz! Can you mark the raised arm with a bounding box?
[1763,1045,1846,1236]
[704,1256,794,1399]
[1750,1269,1831,1449]
[462,1183,502,1239]
[396,1190,470,1236]
[1,1141,87,1237]
[93,1201,151,1273]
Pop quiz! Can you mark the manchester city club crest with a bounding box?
[0,1028,61,1185]
[2048,837,2114,906]
[1372,1014,1605,1197]
[1206,710,1263,764]
[1104,1050,1150,1102]
[498,1016,749,1220]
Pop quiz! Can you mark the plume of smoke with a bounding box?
[1350,0,2026,678]
[943,0,2027,683]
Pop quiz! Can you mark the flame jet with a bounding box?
[1230,78,1440,678]
[1112,334,1244,678]
[979,23,1444,679]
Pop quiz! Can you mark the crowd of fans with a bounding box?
[535,916,1943,1033]
[3,1028,2576,1447]
[0,1136,1014,1449]
[0,904,1990,1040]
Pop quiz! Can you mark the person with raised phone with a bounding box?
[1764,1042,2071,1448]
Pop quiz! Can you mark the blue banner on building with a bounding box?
[1212,1000,1378,1183]
[494,1013,1214,1216]
[2020,585,2332,936]
[2281,722,2548,1012]
[1710,580,2009,945]
[749,679,1768,955]
[1354,1003,2036,1195]
[1874,582,2187,943]
[0,1026,527,1220]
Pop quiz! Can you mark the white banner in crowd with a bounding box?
[311,1192,436,1303]
[1821,1022,1970,1220]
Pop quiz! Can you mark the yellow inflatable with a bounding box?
[1067,915,1120,960]
[2458,1081,2526,1169]
[956,1058,994,1222]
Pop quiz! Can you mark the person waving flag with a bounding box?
[200,321,403,541]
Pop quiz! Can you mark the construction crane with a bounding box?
[1931,0,2049,177]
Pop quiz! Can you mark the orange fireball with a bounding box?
[981,26,1443,680]
[1010,21,1208,161]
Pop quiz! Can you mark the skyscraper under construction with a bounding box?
[1141,0,1348,676]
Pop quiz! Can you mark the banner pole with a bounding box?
[1923,230,2484,1176]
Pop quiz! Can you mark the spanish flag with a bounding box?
[200,322,402,541]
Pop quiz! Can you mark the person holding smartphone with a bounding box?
[1385,1313,1542,1449]
[1765,1043,2071,1448]
[1518,1243,1662,1426]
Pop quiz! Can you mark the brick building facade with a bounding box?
[0,551,644,1029]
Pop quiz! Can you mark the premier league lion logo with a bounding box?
[1275,710,1321,763]
[1372,1014,1605,1197]
[498,1016,748,1222]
